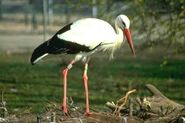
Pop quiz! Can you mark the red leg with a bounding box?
[61,60,75,114]
[83,63,91,115]
[62,68,68,113]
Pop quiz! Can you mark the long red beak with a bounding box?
[124,28,136,56]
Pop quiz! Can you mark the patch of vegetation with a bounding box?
[0,52,184,114]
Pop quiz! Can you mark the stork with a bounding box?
[30,14,135,115]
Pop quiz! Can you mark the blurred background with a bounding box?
[0,0,184,114]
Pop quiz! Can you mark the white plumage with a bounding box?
[57,18,117,50]
[31,14,135,115]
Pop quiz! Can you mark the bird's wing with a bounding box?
[57,18,117,50]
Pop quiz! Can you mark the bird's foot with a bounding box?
[61,105,69,116]
[84,108,92,116]
[84,111,92,116]
[63,107,67,114]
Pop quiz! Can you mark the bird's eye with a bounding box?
[121,19,126,27]
[119,17,126,28]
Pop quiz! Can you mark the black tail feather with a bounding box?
[30,41,49,65]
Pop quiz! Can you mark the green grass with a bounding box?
[0,52,185,113]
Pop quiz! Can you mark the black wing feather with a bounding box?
[46,23,98,54]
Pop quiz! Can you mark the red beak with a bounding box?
[124,28,136,56]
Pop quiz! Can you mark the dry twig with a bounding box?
[113,89,136,116]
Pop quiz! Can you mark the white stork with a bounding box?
[30,14,135,115]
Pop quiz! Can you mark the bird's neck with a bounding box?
[108,22,124,59]
[114,22,124,48]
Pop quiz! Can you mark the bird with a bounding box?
[30,14,135,115]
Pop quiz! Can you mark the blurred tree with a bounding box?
[43,0,48,41]
[24,1,29,26]
[131,0,185,53]
[48,0,53,25]
[29,0,38,29]
[92,0,97,17]
[0,0,2,20]
[64,0,72,24]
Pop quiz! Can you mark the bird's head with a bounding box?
[116,15,135,56]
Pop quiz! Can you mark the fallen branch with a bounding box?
[113,89,136,116]
[106,84,185,122]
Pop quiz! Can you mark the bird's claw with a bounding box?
[61,105,69,116]
[84,111,92,116]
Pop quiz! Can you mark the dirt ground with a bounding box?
[1,84,184,123]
